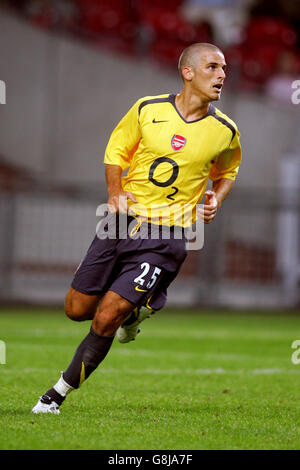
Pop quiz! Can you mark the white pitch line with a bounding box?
[99,367,300,376]
[2,367,298,376]
[113,348,287,363]
[10,328,298,341]
[141,330,299,340]
[4,342,289,364]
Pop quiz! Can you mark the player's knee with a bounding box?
[93,302,130,335]
[64,289,94,322]
[92,309,111,333]
[64,301,83,321]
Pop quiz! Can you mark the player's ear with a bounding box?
[182,66,194,81]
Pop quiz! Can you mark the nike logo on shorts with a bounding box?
[135,286,148,292]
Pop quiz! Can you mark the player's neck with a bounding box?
[175,90,211,122]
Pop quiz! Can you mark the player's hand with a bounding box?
[107,191,137,214]
[198,190,218,224]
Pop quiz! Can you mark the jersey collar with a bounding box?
[169,94,215,123]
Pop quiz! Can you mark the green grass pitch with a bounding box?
[1,306,300,450]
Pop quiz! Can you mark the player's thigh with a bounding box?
[92,290,134,336]
[65,287,102,321]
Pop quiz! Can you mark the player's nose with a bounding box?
[219,67,226,79]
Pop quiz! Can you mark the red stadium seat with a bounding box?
[136,0,184,13]
[241,44,292,89]
[244,17,298,48]
[148,15,213,69]
[149,38,186,68]
[77,0,138,50]
[225,16,299,90]
[141,8,187,39]
[139,6,212,44]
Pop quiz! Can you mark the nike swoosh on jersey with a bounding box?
[135,286,148,292]
[152,118,168,123]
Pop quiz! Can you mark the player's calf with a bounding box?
[32,326,115,414]
[32,291,133,414]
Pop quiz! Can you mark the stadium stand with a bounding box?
[7,0,299,91]
[0,1,299,308]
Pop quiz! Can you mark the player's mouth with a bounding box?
[212,83,223,93]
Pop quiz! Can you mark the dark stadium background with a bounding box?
[0,0,299,313]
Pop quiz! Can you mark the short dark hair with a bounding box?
[178,43,223,81]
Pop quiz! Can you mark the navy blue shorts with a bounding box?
[71,215,187,311]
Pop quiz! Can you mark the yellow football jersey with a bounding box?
[104,93,241,227]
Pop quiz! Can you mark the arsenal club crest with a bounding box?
[171,134,186,151]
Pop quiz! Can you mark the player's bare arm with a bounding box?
[199,178,235,224]
[212,177,235,208]
[106,164,136,213]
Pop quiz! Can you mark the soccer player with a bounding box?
[32,43,241,414]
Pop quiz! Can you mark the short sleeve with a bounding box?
[104,99,142,171]
[209,128,242,181]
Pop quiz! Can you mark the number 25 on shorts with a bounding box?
[134,262,162,289]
